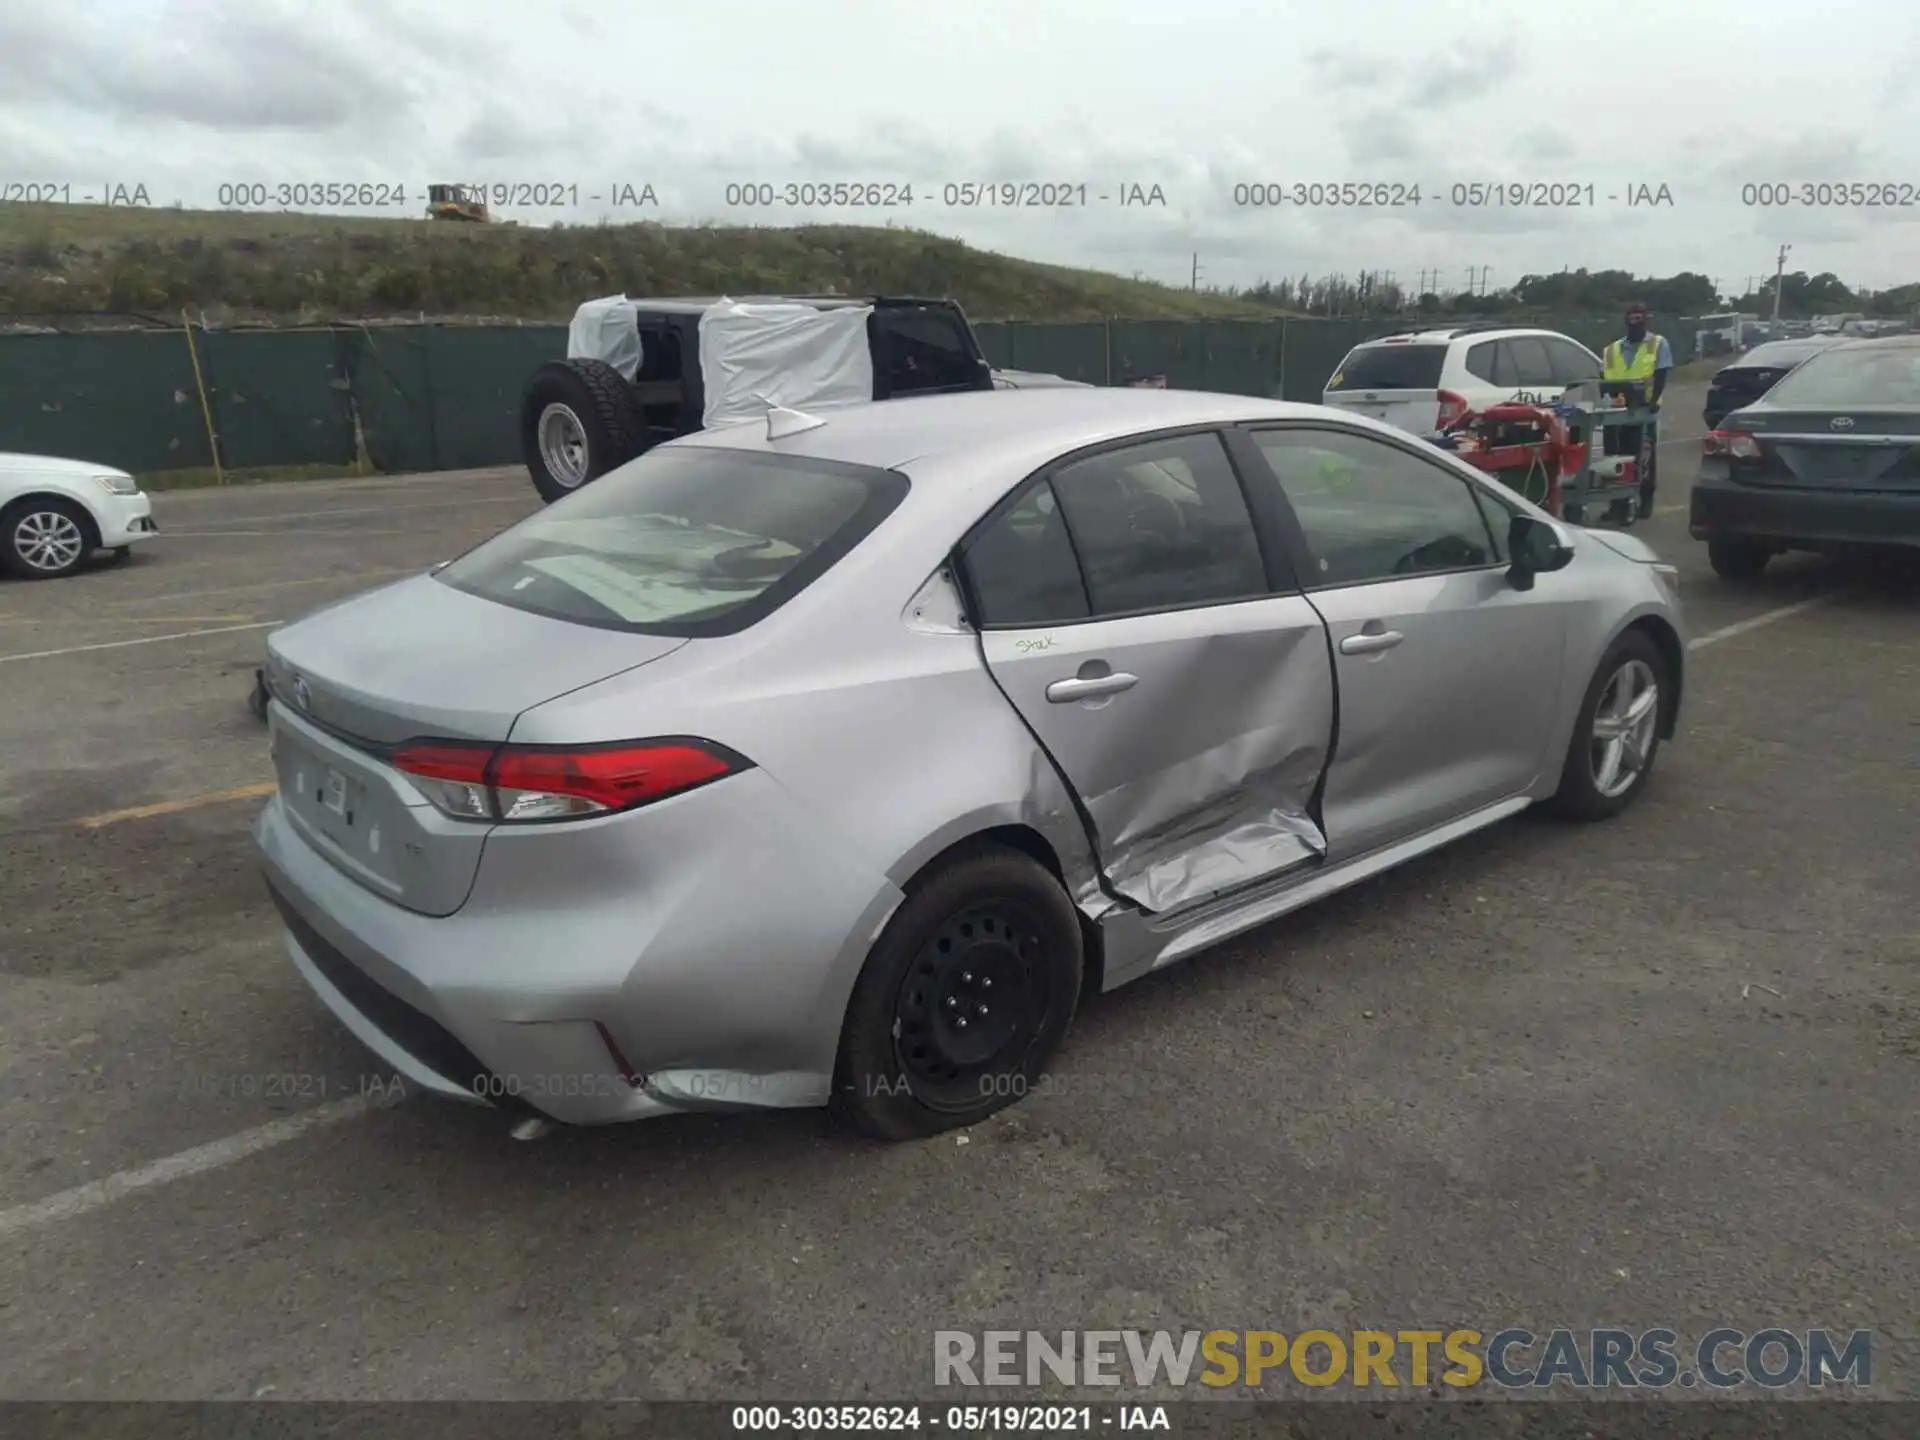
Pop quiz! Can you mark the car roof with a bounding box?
[1353,324,1582,348]
[1728,338,1841,364]
[1830,333,1920,350]
[614,295,959,315]
[673,387,1325,477]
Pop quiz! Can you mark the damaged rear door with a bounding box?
[956,428,1335,914]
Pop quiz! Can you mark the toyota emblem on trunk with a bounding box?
[293,676,311,710]
[1831,417,1855,430]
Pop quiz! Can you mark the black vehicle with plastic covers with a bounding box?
[1703,336,1844,429]
[1691,335,1920,578]
[520,295,996,504]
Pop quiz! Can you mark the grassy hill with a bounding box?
[0,204,1281,324]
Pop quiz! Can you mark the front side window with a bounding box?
[1049,432,1269,615]
[1544,337,1602,385]
[1250,429,1500,587]
[436,447,906,636]
[1506,336,1557,387]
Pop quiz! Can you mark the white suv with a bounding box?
[1321,324,1604,436]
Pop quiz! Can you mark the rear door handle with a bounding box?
[1339,630,1404,656]
[1046,673,1139,702]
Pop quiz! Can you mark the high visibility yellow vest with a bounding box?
[1602,335,1663,383]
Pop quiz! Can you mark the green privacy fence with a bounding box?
[0,314,1697,478]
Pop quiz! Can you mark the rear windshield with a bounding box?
[1735,341,1832,370]
[1326,344,1447,391]
[436,447,908,636]
[1761,345,1920,407]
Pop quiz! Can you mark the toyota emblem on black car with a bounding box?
[1831,416,1855,430]
[293,676,311,710]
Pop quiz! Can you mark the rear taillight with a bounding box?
[391,738,747,823]
[1436,390,1470,429]
[1703,429,1761,460]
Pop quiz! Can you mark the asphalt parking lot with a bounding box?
[1,376,1915,1403]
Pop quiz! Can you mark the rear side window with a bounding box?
[436,448,906,637]
[1465,341,1500,382]
[1051,433,1268,615]
[964,482,1089,625]
[1327,344,1447,391]
[876,309,986,395]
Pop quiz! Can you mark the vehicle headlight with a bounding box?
[94,473,140,496]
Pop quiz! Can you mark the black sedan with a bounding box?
[1702,337,1844,428]
[1691,336,1920,579]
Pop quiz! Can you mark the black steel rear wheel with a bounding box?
[834,846,1083,1141]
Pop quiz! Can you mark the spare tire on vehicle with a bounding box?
[520,359,646,504]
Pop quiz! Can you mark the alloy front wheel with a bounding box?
[3,499,93,579]
[1589,658,1660,799]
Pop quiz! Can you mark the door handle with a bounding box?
[1339,630,1404,656]
[1046,673,1139,702]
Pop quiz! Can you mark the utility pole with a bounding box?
[1190,252,1201,291]
[1770,243,1790,323]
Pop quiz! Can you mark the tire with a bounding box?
[832,845,1084,1142]
[520,359,646,504]
[1548,628,1669,822]
[1708,537,1771,581]
[1,496,97,579]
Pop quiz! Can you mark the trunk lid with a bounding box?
[264,573,687,915]
[1731,408,1920,492]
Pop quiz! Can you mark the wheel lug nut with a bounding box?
[977,1004,989,1018]
[961,971,974,984]
[980,977,992,989]
[945,997,959,1011]
[956,1017,969,1030]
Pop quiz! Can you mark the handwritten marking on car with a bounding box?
[1014,634,1059,654]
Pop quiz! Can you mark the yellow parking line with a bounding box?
[79,781,277,829]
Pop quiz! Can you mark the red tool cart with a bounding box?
[1434,399,1645,525]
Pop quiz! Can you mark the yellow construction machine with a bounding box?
[427,184,490,222]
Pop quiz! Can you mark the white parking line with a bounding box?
[1688,593,1841,650]
[0,620,279,665]
[0,1096,391,1242]
[168,494,531,529]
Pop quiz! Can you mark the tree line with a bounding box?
[1228,268,1920,319]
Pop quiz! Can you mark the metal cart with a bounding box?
[1431,382,1657,526]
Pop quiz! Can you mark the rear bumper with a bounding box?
[1689,472,1920,550]
[253,768,902,1127]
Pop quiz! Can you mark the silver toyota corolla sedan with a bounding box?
[254,388,1684,1141]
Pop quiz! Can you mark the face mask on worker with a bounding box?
[1625,313,1647,341]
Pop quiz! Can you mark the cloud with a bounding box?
[1340,110,1425,166]
[1406,35,1525,107]
[1306,46,1398,92]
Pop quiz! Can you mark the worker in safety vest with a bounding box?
[1600,300,1672,518]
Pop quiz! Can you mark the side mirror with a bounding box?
[1507,515,1574,590]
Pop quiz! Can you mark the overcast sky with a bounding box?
[5,0,1919,295]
